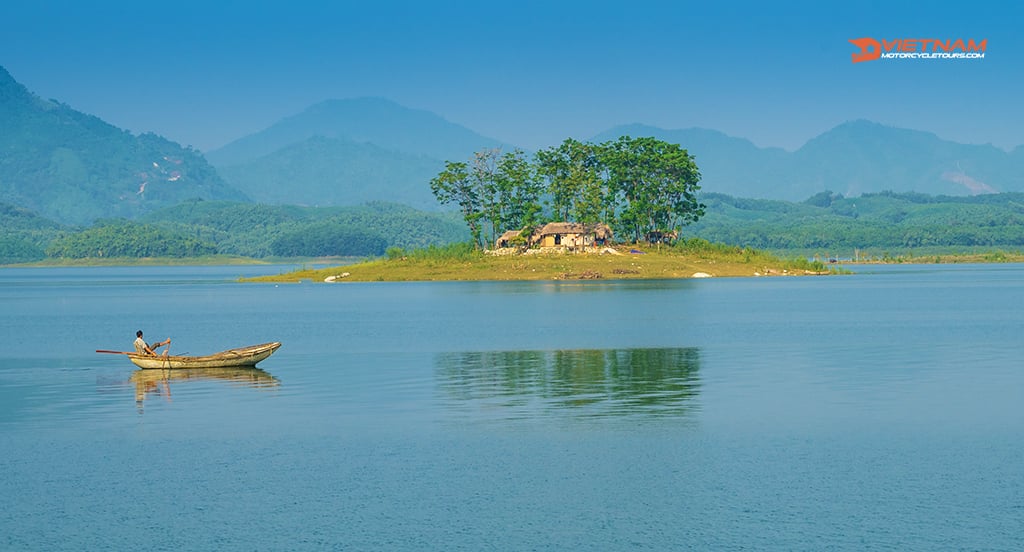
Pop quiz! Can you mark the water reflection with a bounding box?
[130,367,279,408]
[436,348,701,422]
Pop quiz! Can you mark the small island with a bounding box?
[244,238,832,283]
[249,138,836,284]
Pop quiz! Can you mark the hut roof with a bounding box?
[534,222,613,239]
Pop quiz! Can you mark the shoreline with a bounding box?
[0,255,361,269]
[243,245,837,283]
[6,252,1023,272]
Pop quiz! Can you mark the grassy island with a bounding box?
[244,239,835,283]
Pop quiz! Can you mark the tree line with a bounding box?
[429,136,705,248]
[8,190,1024,264]
[23,201,469,262]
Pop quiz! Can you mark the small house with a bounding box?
[530,222,613,249]
[495,230,525,249]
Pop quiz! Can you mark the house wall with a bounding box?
[538,233,585,248]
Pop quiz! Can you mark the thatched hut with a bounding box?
[530,222,613,248]
[495,230,525,249]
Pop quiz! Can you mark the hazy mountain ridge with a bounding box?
[4,63,1024,224]
[214,135,443,210]
[205,97,514,208]
[206,97,512,166]
[591,124,793,197]
[594,120,1024,201]
[0,66,246,225]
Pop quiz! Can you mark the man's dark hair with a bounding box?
[136,330,143,338]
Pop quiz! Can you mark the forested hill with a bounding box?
[0,66,246,226]
[0,202,66,263]
[691,190,1024,254]
[1,199,469,264]
[138,200,469,258]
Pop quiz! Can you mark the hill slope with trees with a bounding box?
[0,66,246,226]
[139,200,470,258]
[691,191,1024,256]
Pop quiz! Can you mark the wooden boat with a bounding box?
[126,342,282,370]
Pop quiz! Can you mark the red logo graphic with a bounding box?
[849,38,881,63]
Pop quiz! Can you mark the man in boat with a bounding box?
[134,330,171,356]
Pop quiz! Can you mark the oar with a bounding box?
[96,349,134,355]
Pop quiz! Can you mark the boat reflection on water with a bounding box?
[130,367,280,409]
[436,348,701,423]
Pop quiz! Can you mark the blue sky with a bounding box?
[3,0,1022,153]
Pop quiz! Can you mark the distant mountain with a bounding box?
[215,136,443,209]
[789,120,1020,198]
[593,121,1024,200]
[206,97,509,166]
[206,97,511,208]
[591,124,793,197]
[0,66,247,225]
[6,58,1022,224]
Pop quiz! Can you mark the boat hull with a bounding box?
[128,342,281,370]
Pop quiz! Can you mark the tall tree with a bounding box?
[601,136,704,242]
[430,161,484,248]
[495,149,543,232]
[536,138,609,223]
[470,148,503,247]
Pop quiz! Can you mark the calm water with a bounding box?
[1,264,1022,550]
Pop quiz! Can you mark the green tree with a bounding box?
[470,148,503,247]
[430,161,483,248]
[431,148,543,248]
[495,149,543,231]
[601,136,704,242]
[536,138,610,224]
[431,137,704,247]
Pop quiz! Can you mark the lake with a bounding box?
[1,264,1022,550]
